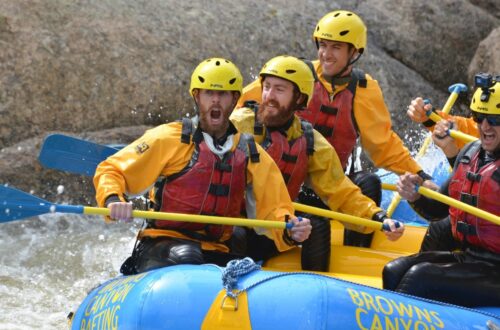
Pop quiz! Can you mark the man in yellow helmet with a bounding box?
[231,55,405,271]
[94,58,311,275]
[238,10,430,248]
[383,77,500,307]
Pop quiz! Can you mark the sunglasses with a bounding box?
[471,113,500,126]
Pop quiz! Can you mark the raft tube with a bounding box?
[71,264,499,330]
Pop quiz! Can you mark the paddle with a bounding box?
[386,83,468,217]
[0,185,292,229]
[36,134,398,231]
[39,134,121,176]
[380,183,500,226]
[292,202,397,232]
[424,101,478,143]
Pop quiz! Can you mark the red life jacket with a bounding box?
[244,102,314,200]
[153,118,260,241]
[262,121,314,200]
[448,141,500,253]
[296,68,366,170]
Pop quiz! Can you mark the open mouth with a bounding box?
[210,108,221,120]
[482,132,496,141]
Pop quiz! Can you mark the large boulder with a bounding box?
[468,27,500,84]
[1,0,499,149]
[358,0,498,92]
[1,0,499,201]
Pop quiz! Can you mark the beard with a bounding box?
[257,99,295,128]
[198,104,231,139]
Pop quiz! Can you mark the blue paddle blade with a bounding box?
[38,134,120,176]
[0,185,85,223]
[0,185,53,222]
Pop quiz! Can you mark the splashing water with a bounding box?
[0,214,139,329]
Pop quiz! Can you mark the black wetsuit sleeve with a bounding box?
[408,147,467,221]
[409,179,450,221]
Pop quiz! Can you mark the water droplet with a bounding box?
[57,185,65,195]
[49,205,56,213]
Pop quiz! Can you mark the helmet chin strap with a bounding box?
[323,51,362,88]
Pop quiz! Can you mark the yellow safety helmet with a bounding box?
[189,58,243,96]
[470,79,500,115]
[313,10,367,53]
[259,55,315,106]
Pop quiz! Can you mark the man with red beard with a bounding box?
[383,79,500,307]
[94,58,311,275]
[231,55,404,271]
[237,10,430,248]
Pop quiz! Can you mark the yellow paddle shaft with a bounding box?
[381,184,500,226]
[417,186,500,226]
[441,91,460,115]
[382,183,397,191]
[83,207,288,229]
[449,130,477,143]
[427,110,477,143]
[292,202,383,231]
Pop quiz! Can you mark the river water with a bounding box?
[0,212,140,329]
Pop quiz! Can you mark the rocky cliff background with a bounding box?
[0,0,499,203]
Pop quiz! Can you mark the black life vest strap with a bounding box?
[301,120,315,156]
[181,117,193,144]
[238,133,260,163]
[300,59,319,83]
[244,100,264,136]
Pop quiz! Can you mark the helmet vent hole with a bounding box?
[339,30,349,36]
[198,76,205,83]
[334,13,340,17]
[215,60,221,66]
[316,26,320,32]
[229,78,236,85]
[347,13,353,16]
[286,69,296,74]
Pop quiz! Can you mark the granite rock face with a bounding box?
[0,0,499,201]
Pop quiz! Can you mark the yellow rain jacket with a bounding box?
[94,121,296,253]
[231,108,384,234]
[237,60,423,175]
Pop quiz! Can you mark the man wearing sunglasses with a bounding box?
[382,78,500,307]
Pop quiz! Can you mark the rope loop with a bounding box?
[222,257,261,298]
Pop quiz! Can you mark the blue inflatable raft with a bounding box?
[70,264,499,330]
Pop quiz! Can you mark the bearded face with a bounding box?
[194,89,238,138]
[258,76,302,128]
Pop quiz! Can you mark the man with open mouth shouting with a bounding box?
[93,58,311,275]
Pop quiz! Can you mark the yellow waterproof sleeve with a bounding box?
[246,143,296,252]
[233,111,381,234]
[307,130,382,233]
[237,79,263,108]
[353,77,422,175]
[94,122,193,207]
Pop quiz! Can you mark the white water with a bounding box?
[0,213,140,329]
